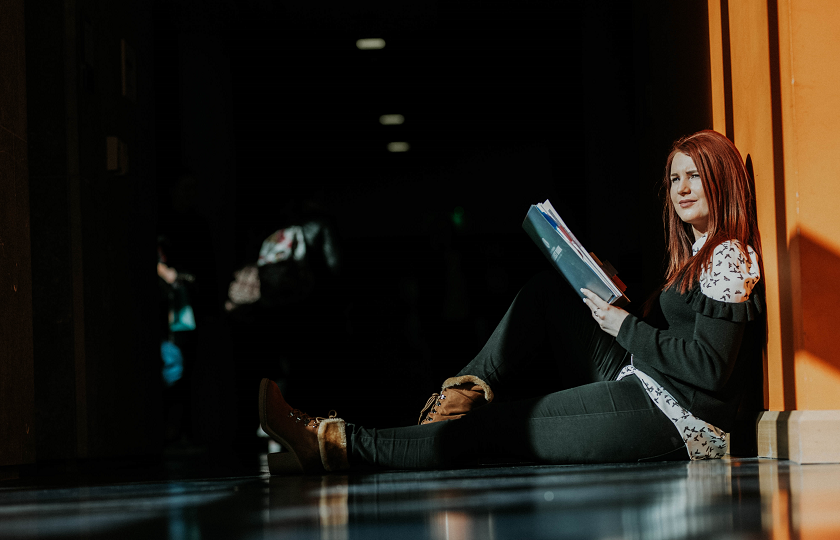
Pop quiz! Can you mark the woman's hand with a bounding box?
[581,288,629,337]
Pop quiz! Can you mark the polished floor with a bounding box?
[1,456,839,539]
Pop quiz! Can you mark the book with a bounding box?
[522,199,629,306]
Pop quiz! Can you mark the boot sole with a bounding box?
[258,378,305,475]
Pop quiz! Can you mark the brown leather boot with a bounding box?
[259,378,350,475]
[418,375,494,424]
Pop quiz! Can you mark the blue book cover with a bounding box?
[522,202,628,306]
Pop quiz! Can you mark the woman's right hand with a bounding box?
[581,288,629,337]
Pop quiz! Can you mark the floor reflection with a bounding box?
[760,458,840,540]
[2,458,840,539]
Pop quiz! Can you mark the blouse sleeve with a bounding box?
[615,242,763,393]
[697,240,760,303]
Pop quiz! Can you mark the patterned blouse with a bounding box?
[617,234,760,460]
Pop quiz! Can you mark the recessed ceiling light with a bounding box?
[387,142,410,152]
[356,38,385,50]
[379,114,404,125]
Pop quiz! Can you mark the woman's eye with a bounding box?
[691,173,701,179]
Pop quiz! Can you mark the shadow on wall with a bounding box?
[758,231,840,458]
[795,231,840,383]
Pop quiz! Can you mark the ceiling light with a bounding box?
[387,142,410,152]
[379,114,404,125]
[356,38,385,50]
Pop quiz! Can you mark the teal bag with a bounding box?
[170,285,196,332]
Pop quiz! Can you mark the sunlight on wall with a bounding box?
[709,0,840,411]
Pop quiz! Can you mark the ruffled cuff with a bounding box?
[682,284,765,322]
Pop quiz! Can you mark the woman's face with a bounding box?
[670,151,709,241]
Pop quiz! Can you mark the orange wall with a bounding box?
[709,0,840,410]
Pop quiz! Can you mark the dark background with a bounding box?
[3,0,712,473]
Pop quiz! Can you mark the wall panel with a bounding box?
[0,0,35,469]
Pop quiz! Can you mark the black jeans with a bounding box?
[348,271,687,468]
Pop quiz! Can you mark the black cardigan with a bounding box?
[616,283,766,433]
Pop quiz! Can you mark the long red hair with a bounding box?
[661,130,764,293]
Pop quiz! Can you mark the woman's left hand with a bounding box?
[581,288,629,337]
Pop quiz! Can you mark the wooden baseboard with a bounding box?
[757,410,840,463]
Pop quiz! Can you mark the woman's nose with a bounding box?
[676,177,691,194]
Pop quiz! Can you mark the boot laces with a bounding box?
[289,409,338,428]
[418,393,440,424]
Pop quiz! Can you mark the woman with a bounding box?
[258,130,766,474]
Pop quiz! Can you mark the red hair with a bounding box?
[661,130,764,293]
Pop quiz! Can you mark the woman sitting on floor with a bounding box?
[258,129,766,474]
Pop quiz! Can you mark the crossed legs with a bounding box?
[347,271,687,468]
